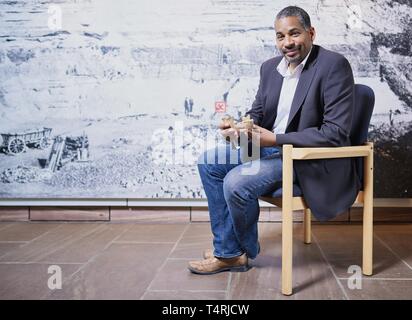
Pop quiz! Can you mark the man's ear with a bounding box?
[309,27,316,42]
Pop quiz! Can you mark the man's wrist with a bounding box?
[267,133,276,147]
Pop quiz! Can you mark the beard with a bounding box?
[282,45,303,64]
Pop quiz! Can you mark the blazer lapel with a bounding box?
[286,51,318,130]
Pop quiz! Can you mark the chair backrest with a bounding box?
[350,84,375,146]
[351,84,375,188]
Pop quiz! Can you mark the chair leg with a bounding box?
[363,143,374,276]
[282,208,293,295]
[363,203,373,276]
[304,208,311,244]
[282,144,293,295]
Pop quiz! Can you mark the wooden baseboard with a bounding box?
[0,205,411,222]
[29,207,110,221]
[350,207,412,222]
[110,207,189,223]
[0,207,29,221]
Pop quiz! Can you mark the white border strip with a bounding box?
[0,199,127,206]
[0,198,276,207]
[0,198,411,207]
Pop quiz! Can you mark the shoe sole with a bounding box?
[188,264,251,275]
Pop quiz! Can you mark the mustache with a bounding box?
[282,45,301,54]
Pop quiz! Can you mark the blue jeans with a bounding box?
[198,144,293,259]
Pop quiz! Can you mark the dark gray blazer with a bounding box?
[246,44,361,221]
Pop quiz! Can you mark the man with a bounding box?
[184,97,189,116]
[189,6,360,274]
[189,97,194,113]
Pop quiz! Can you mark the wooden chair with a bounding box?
[260,84,375,295]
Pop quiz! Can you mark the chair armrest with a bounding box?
[287,143,373,160]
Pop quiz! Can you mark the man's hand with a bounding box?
[219,120,249,140]
[219,118,239,141]
[220,127,239,140]
[248,124,277,147]
[218,122,230,130]
[218,118,232,130]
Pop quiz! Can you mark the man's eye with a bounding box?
[291,33,300,37]
[277,36,284,40]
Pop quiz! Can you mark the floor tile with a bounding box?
[375,224,412,269]
[228,223,346,299]
[190,208,210,222]
[338,279,412,300]
[312,225,412,279]
[0,223,15,231]
[142,290,226,300]
[37,224,131,263]
[47,243,173,299]
[0,222,61,242]
[180,223,212,238]
[0,223,101,262]
[149,259,230,291]
[0,263,81,300]
[116,224,187,243]
[169,224,213,259]
[0,221,411,300]
[0,242,27,258]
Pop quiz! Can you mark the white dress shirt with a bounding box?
[272,47,312,135]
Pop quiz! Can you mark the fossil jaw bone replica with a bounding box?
[221,115,254,149]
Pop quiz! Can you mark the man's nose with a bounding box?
[284,35,294,48]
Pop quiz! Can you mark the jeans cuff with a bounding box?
[213,251,244,259]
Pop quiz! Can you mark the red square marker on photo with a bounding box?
[215,101,226,113]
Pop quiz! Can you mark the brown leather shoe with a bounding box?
[202,249,214,260]
[188,253,249,275]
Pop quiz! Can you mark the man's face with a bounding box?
[275,16,315,67]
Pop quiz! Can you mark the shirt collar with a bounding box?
[276,46,312,78]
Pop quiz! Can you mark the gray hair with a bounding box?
[276,6,312,30]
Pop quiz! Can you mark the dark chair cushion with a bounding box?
[264,184,303,198]
[351,84,375,187]
[350,84,375,146]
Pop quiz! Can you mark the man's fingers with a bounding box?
[220,128,238,138]
[219,122,230,129]
[220,128,230,137]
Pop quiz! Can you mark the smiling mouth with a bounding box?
[285,50,298,57]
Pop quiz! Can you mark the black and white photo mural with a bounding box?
[0,0,411,198]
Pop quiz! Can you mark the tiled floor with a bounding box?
[0,221,412,300]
